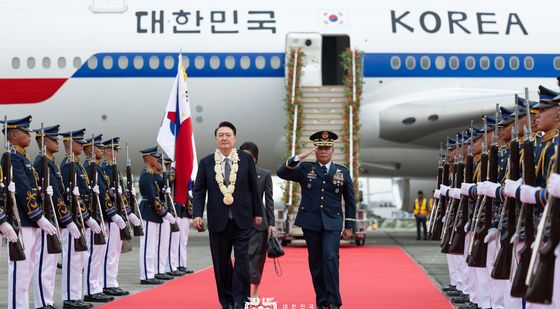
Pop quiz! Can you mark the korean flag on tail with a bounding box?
[320,11,348,27]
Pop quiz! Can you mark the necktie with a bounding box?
[224,158,231,186]
[321,165,328,175]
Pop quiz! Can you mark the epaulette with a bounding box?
[334,163,348,169]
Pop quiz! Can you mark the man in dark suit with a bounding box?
[193,121,263,309]
[277,131,356,309]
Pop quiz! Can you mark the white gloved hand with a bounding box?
[439,185,450,197]
[66,222,81,239]
[476,182,487,196]
[37,217,57,236]
[484,228,499,243]
[163,213,177,225]
[165,187,172,194]
[117,186,122,195]
[92,185,100,194]
[484,181,500,198]
[111,214,126,229]
[131,187,136,196]
[450,188,461,199]
[0,222,18,242]
[547,172,560,198]
[127,213,141,227]
[45,185,53,197]
[520,185,540,204]
[433,189,440,199]
[72,187,80,196]
[504,178,523,198]
[85,218,101,234]
[8,182,15,193]
[461,183,475,196]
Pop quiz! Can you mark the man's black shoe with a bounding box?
[84,293,114,302]
[103,287,130,296]
[155,273,174,280]
[62,300,92,309]
[451,295,470,304]
[167,270,186,276]
[441,285,456,292]
[445,290,463,297]
[177,266,194,274]
[140,278,164,285]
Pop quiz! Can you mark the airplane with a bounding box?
[1,0,559,182]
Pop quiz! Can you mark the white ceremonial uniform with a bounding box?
[8,226,41,309]
[84,229,107,296]
[139,220,159,280]
[61,227,85,302]
[103,221,123,289]
[32,230,60,308]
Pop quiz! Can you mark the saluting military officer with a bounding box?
[277,131,356,309]
[2,115,58,309]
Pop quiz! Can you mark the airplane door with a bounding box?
[322,35,350,85]
[286,33,322,86]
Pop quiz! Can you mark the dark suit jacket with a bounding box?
[255,166,274,231]
[193,150,263,232]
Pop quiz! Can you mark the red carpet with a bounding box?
[101,246,452,308]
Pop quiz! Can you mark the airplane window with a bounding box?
[255,56,265,70]
[42,57,51,69]
[58,57,67,69]
[73,57,82,69]
[240,56,251,70]
[133,56,144,69]
[449,56,459,70]
[164,56,174,70]
[405,56,415,70]
[509,56,519,70]
[465,56,475,70]
[270,56,281,69]
[27,57,36,69]
[181,55,189,69]
[194,56,205,69]
[524,56,534,70]
[554,56,560,70]
[390,56,401,70]
[435,56,445,70]
[12,57,20,69]
[88,56,98,69]
[420,56,431,70]
[102,56,113,70]
[149,56,159,70]
[494,57,505,70]
[210,56,220,69]
[118,56,128,70]
[480,56,490,70]
[225,56,235,69]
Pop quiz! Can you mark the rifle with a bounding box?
[1,116,26,261]
[68,132,88,252]
[469,107,500,267]
[427,143,444,239]
[449,128,474,254]
[525,138,560,303]
[161,152,180,233]
[89,135,106,245]
[441,134,463,253]
[511,88,537,297]
[492,107,520,279]
[126,141,144,237]
[39,123,62,254]
[110,141,132,242]
[430,141,450,240]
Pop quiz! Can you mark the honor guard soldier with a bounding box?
[2,115,58,309]
[277,130,356,309]
[138,146,177,285]
[33,124,80,309]
[60,128,100,309]
[81,134,116,303]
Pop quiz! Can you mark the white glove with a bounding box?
[476,182,487,196]
[37,217,57,236]
[520,185,540,204]
[131,187,137,196]
[434,189,440,199]
[484,181,500,198]
[163,213,177,225]
[46,185,53,197]
[127,213,141,227]
[547,173,560,198]
[439,184,450,197]
[504,178,523,198]
[0,222,17,242]
[450,188,461,199]
[66,222,81,239]
[165,187,172,194]
[85,217,101,234]
[461,183,475,196]
[72,187,80,196]
[111,214,126,229]
[118,186,122,195]
[92,185,100,194]
[484,228,499,243]
[8,182,15,193]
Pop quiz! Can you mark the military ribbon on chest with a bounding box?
[333,169,344,186]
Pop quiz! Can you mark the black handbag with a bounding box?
[267,235,285,258]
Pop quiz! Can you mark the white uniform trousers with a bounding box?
[139,220,159,280]
[447,254,458,287]
[103,222,123,289]
[169,217,190,272]
[487,237,505,309]
[462,232,474,299]
[504,242,524,309]
[157,220,170,274]
[84,228,107,296]
[32,230,60,308]
[61,227,85,301]
[8,226,41,309]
